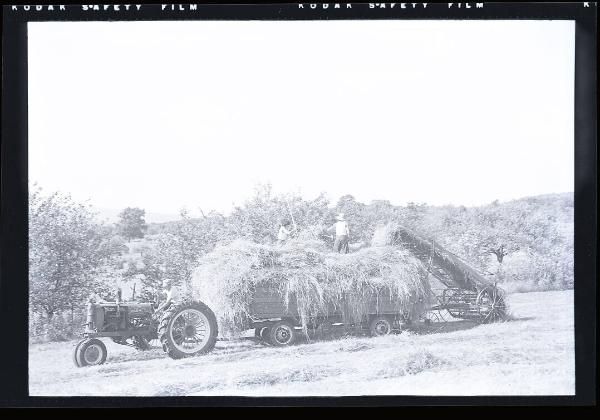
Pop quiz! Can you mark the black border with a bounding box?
[1,2,596,407]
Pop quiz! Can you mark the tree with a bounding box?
[117,207,147,242]
[29,186,125,320]
[228,184,332,244]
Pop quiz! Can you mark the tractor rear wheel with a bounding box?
[158,300,218,359]
[75,338,107,367]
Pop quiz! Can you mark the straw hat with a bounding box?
[336,213,346,221]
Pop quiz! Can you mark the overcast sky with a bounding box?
[28,20,574,221]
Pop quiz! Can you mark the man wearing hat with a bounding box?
[277,219,293,245]
[327,213,350,254]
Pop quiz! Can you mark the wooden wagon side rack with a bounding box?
[245,286,417,346]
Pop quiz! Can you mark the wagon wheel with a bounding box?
[268,321,296,347]
[369,316,392,337]
[255,327,271,344]
[476,287,507,323]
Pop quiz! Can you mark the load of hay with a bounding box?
[191,237,432,336]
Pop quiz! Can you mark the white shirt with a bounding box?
[334,221,349,237]
[166,285,181,303]
[277,225,291,241]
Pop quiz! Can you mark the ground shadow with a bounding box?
[107,348,166,364]
[410,320,480,335]
[504,316,535,322]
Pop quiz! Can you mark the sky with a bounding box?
[28,20,575,221]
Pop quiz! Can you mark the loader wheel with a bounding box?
[476,287,508,323]
[158,300,218,359]
[268,321,296,347]
[75,338,107,367]
[369,316,392,337]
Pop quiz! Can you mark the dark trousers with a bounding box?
[334,235,349,254]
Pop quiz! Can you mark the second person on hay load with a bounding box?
[277,219,293,245]
[326,212,350,254]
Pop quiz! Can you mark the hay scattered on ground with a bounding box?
[192,238,432,336]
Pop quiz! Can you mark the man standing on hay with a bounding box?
[327,213,350,254]
[277,219,293,245]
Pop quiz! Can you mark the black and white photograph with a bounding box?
[1,2,597,404]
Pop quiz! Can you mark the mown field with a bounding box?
[28,290,574,396]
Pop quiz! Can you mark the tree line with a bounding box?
[28,184,573,341]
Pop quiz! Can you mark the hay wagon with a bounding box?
[246,226,508,347]
[245,286,425,346]
[246,287,426,346]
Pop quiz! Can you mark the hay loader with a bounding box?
[390,226,508,324]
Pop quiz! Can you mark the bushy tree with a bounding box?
[117,207,147,241]
[228,184,333,243]
[123,209,233,300]
[29,187,125,320]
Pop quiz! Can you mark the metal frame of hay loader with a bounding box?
[391,226,508,324]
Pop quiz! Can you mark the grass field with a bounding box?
[28,290,574,396]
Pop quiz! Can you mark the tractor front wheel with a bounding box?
[73,339,85,367]
[74,338,107,367]
[158,300,218,359]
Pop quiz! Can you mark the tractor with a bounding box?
[73,294,218,367]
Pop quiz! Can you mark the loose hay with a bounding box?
[192,238,432,336]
